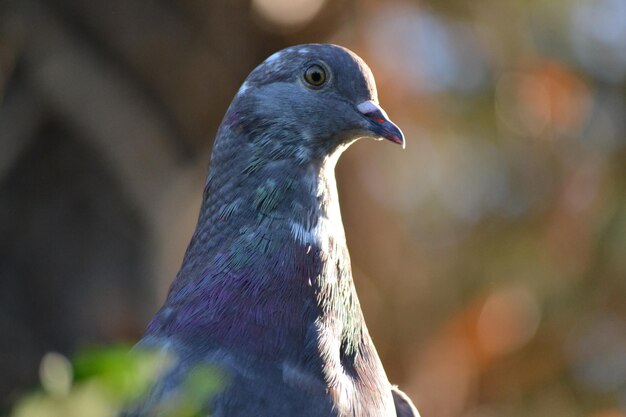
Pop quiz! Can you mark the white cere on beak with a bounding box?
[357,100,389,118]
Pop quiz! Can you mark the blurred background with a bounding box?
[1,0,626,416]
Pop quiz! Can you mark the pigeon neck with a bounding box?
[162,143,366,362]
[192,143,349,262]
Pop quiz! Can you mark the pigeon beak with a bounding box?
[357,100,405,149]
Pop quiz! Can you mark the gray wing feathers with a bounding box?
[392,386,420,417]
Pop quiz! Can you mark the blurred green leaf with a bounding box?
[8,346,210,417]
[73,345,165,403]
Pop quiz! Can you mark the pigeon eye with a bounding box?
[303,64,327,87]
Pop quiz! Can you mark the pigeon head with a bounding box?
[224,44,404,163]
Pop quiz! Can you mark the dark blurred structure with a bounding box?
[1,0,626,416]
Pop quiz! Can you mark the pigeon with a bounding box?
[126,44,419,417]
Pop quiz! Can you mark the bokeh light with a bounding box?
[39,353,72,397]
[570,0,626,83]
[476,285,541,357]
[252,0,327,30]
[365,4,489,94]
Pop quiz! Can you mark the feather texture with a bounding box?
[124,44,417,417]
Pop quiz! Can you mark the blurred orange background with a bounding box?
[1,0,626,416]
